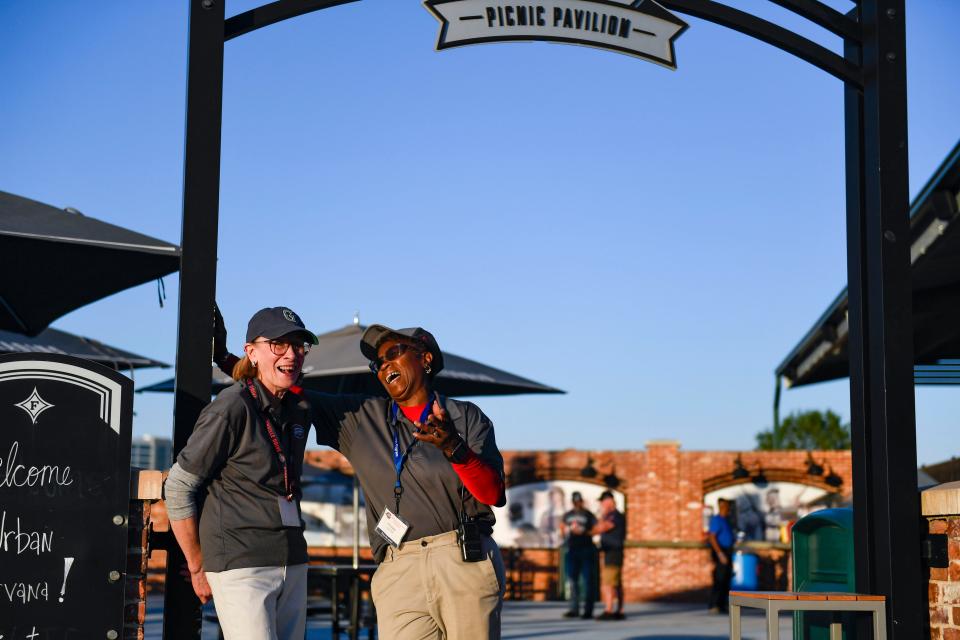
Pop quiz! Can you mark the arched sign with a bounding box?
[0,354,133,640]
[424,0,687,66]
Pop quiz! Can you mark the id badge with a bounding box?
[278,496,301,528]
[375,506,410,548]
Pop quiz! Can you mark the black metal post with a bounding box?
[844,1,923,636]
[163,1,225,638]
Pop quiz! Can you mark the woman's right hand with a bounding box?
[180,562,213,603]
[191,568,213,603]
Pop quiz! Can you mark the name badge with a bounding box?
[278,496,301,528]
[375,506,410,548]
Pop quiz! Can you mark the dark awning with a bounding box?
[0,191,181,336]
[0,326,169,370]
[776,140,960,387]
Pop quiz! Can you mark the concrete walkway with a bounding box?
[145,599,795,639]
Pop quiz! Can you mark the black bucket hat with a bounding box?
[360,324,445,376]
[245,307,318,345]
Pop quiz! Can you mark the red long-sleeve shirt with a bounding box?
[398,403,505,506]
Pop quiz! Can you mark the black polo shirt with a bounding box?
[304,392,504,562]
[563,508,598,549]
[177,379,312,572]
[599,509,626,566]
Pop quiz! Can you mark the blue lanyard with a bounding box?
[390,402,431,514]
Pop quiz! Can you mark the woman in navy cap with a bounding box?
[165,306,318,640]
[214,316,508,640]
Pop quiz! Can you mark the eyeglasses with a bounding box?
[253,339,312,356]
[369,343,420,373]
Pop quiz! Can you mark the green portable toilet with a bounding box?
[792,508,855,639]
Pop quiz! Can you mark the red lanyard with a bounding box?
[245,380,294,501]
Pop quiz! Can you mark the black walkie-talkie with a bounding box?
[457,510,484,562]
[457,484,484,562]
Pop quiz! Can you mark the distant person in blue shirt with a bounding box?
[707,498,735,613]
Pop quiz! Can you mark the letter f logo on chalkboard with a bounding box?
[15,387,55,424]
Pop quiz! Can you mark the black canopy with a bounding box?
[138,322,564,397]
[0,191,181,336]
[776,140,960,387]
[0,326,168,370]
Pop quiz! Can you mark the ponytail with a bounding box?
[232,355,258,382]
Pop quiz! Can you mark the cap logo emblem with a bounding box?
[282,309,297,323]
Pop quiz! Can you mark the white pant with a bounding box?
[205,564,307,640]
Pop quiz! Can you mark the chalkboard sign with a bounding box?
[0,353,132,640]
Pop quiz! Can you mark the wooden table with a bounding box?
[309,564,378,640]
[728,591,887,640]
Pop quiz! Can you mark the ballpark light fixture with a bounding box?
[825,466,843,488]
[751,466,768,487]
[603,467,621,489]
[580,455,598,479]
[806,452,825,477]
[732,455,750,480]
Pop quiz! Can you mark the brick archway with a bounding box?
[702,467,843,495]
[504,452,623,491]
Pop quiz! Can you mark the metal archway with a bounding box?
[167,0,919,636]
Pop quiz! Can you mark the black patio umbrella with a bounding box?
[137,322,564,396]
[0,191,181,336]
[0,326,169,370]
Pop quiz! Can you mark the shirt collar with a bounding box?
[250,378,282,413]
[389,391,452,426]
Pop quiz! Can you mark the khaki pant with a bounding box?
[205,564,307,640]
[601,564,622,587]
[372,530,505,640]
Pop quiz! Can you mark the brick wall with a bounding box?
[125,471,164,640]
[125,500,151,640]
[923,482,960,639]
[305,442,852,602]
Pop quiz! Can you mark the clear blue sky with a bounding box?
[2,1,958,464]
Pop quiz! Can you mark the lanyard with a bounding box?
[390,402,431,514]
[245,380,294,501]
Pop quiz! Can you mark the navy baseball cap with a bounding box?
[360,324,445,376]
[245,307,318,345]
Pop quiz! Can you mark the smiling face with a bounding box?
[243,332,305,396]
[375,336,433,406]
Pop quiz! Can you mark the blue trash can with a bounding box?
[731,550,758,590]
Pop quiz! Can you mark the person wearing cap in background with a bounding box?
[706,498,735,614]
[559,491,598,619]
[213,317,508,640]
[591,490,626,620]
[164,307,318,640]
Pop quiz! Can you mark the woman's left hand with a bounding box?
[414,400,462,457]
